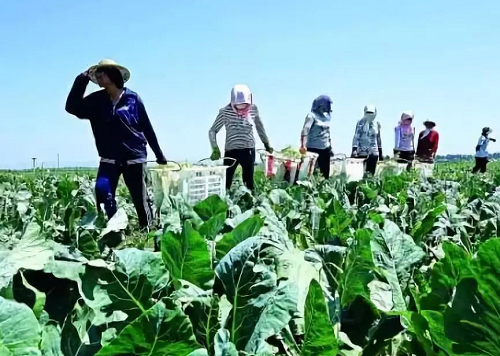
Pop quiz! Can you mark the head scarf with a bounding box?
[230,84,252,117]
[362,104,377,132]
[311,95,333,121]
[482,127,492,136]
[398,110,414,134]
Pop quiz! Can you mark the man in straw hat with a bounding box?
[416,120,439,163]
[65,59,167,229]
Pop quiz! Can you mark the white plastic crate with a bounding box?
[376,161,408,177]
[150,163,229,206]
[330,154,347,177]
[345,158,366,182]
[259,150,318,185]
[414,161,434,178]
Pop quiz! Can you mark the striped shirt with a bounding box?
[209,104,269,151]
[352,119,382,156]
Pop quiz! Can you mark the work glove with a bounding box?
[211,147,221,161]
[490,138,497,142]
[351,147,358,158]
[156,156,168,165]
[264,143,274,154]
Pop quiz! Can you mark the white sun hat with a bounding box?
[87,59,131,84]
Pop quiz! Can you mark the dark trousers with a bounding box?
[357,155,379,175]
[95,162,152,228]
[224,148,255,190]
[307,147,331,179]
[472,157,488,173]
[396,150,415,171]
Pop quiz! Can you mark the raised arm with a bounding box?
[137,96,166,163]
[65,74,92,119]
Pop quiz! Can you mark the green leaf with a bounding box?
[214,329,238,356]
[444,238,500,355]
[340,229,375,307]
[370,220,425,311]
[199,212,227,241]
[362,316,405,356]
[411,204,446,243]
[244,282,299,354]
[301,279,338,355]
[77,230,100,260]
[40,320,64,356]
[215,215,264,260]
[0,296,41,356]
[268,189,293,205]
[162,221,213,288]
[20,271,46,319]
[194,195,228,221]
[172,280,220,352]
[214,236,290,351]
[0,222,54,292]
[420,242,472,311]
[96,300,200,356]
[60,302,102,356]
[81,249,169,325]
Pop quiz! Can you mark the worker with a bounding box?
[394,111,415,170]
[416,120,439,162]
[65,59,167,230]
[352,105,383,175]
[472,127,496,173]
[299,95,333,178]
[209,84,272,190]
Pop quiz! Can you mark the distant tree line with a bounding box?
[436,152,500,162]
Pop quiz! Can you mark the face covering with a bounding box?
[362,105,377,132]
[230,84,252,118]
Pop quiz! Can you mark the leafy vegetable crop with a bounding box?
[1,163,500,355]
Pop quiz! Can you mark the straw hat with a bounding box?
[87,59,130,84]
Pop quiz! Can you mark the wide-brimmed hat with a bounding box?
[87,59,130,84]
[423,120,436,127]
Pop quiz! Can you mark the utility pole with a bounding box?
[57,154,60,169]
[31,157,37,170]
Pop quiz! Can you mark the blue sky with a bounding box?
[1,0,499,169]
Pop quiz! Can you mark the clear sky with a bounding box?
[1,0,499,169]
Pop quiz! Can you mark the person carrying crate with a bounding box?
[299,95,333,178]
[394,111,416,170]
[472,127,496,173]
[65,59,167,229]
[209,84,273,190]
[351,105,383,175]
[416,120,439,162]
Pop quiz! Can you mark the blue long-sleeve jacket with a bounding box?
[65,74,165,162]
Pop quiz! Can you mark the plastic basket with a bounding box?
[330,154,347,177]
[150,160,231,206]
[259,150,318,185]
[345,158,366,182]
[414,161,434,178]
[376,161,409,177]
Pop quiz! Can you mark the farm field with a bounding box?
[1,162,500,356]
